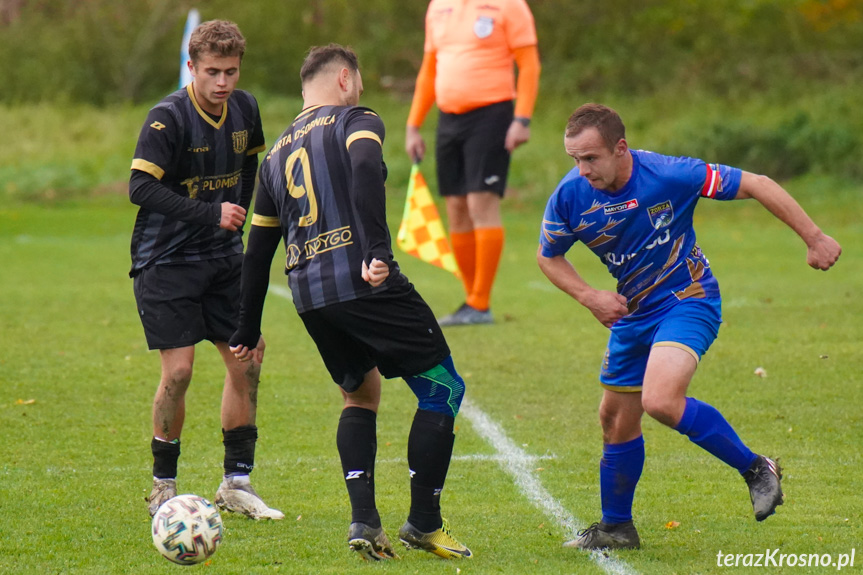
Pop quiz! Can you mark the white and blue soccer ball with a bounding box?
[151,494,223,565]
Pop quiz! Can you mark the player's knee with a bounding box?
[163,364,193,388]
[598,394,627,430]
[599,395,643,442]
[405,356,465,417]
[641,394,679,427]
[244,360,261,383]
[598,402,615,431]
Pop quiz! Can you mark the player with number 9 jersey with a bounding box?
[252,105,403,312]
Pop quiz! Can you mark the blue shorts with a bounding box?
[600,297,722,391]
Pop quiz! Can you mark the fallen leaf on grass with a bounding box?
[665,521,680,529]
[16,399,36,405]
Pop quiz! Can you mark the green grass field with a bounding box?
[0,97,861,574]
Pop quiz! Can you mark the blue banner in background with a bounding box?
[179,8,201,89]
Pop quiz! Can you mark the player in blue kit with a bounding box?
[538,104,841,550]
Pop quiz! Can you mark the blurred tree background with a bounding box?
[2,0,861,105]
[1,0,861,188]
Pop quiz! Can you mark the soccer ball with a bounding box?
[151,494,223,565]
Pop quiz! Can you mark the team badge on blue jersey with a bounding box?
[474,16,494,38]
[647,200,674,229]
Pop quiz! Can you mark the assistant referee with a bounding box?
[406,0,541,326]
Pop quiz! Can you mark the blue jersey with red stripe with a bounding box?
[539,150,742,317]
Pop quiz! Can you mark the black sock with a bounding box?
[151,438,180,479]
[337,407,380,528]
[223,425,257,477]
[407,409,455,532]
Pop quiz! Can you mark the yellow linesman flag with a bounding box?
[397,164,461,277]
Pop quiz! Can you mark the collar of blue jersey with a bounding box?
[595,150,640,198]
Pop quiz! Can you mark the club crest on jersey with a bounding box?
[474,16,494,38]
[647,200,674,229]
[232,130,249,154]
[603,199,639,215]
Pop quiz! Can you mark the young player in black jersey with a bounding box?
[230,44,472,560]
[129,19,282,520]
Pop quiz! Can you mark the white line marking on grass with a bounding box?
[460,396,640,575]
[527,280,559,292]
[266,284,638,574]
[380,453,557,465]
[268,284,293,300]
[283,453,557,467]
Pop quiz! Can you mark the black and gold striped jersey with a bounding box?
[252,105,403,312]
[128,84,265,276]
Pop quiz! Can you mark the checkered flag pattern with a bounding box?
[397,164,461,277]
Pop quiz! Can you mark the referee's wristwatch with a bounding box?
[514,116,531,127]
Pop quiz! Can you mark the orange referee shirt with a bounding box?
[424,0,538,115]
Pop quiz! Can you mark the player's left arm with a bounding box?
[735,171,841,270]
[229,182,282,361]
[346,112,391,286]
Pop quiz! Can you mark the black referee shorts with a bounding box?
[132,255,242,350]
[435,99,513,197]
[299,279,451,392]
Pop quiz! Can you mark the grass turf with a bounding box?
[0,94,860,573]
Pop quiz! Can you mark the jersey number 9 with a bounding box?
[285,147,318,227]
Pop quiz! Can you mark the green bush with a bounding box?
[663,112,862,181]
[3,0,863,192]
[3,0,863,105]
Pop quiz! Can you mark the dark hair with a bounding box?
[189,20,246,63]
[300,44,359,84]
[565,104,626,151]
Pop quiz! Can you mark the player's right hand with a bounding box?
[405,126,425,163]
[230,335,265,364]
[220,202,247,231]
[584,289,629,328]
[362,258,389,287]
[230,344,252,361]
[229,331,262,362]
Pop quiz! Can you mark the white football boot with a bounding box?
[214,475,284,520]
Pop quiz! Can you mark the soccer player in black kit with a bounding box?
[129,20,282,520]
[229,44,472,560]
